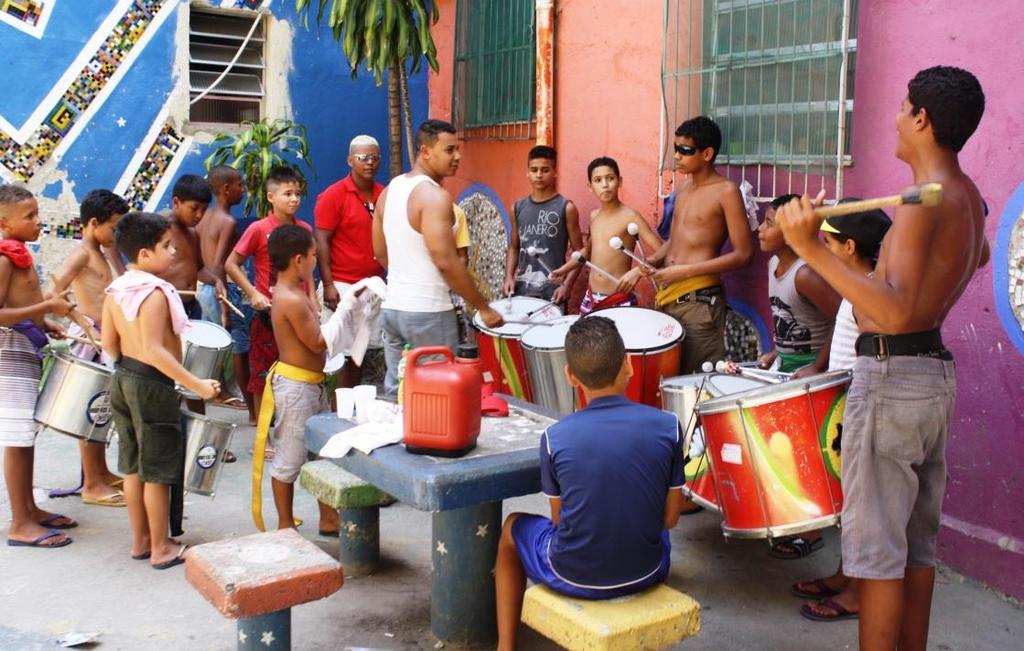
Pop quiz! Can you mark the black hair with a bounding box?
[907,66,985,152]
[206,165,241,191]
[268,223,314,272]
[0,184,34,205]
[824,198,892,263]
[415,119,457,150]
[769,193,801,210]
[115,211,171,263]
[565,316,626,389]
[266,166,304,190]
[528,145,557,163]
[675,116,723,162]
[587,156,620,181]
[80,189,129,224]
[171,174,212,204]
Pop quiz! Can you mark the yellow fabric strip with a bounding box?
[655,274,721,307]
[251,361,327,531]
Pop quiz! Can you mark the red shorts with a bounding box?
[248,315,278,396]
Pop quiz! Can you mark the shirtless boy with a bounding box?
[196,165,254,422]
[50,189,129,507]
[1,185,76,548]
[262,224,338,533]
[776,66,988,651]
[550,157,662,315]
[102,211,220,568]
[647,116,754,373]
[161,174,213,321]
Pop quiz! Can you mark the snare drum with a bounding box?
[473,297,562,400]
[696,370,851,539]
[180,320,232,399]
[520,316,580,414]
[181,410,236,497]
[581,307,684,407]
[35,353,114,443]
[661,373,766,512]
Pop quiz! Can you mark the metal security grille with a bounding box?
[452,0,536,139]
[189,8,265,126]
[663,0,858,200]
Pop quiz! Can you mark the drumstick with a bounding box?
[177,289,197,296]
[47,274,101,352]
[217,293,245,318]
[609,236,655,272]
[813,183,942,218]
[65,333,104,352]
[503,318,556,326]
[570,251,620,283]
[715,360,787,384]
[525,300,557,318]
[524,246,554,275]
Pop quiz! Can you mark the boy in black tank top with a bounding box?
[503,146,583,304]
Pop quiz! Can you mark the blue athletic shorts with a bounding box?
[510,514,671,599]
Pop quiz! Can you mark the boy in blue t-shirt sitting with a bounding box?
[495,316,685,649]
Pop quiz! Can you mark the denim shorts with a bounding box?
[198,282,253,354]
[840,354,957,580]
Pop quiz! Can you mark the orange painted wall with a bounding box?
[429,1,666,230]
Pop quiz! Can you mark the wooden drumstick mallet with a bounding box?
[570,251,621,283]
[48,274,101,352]
[609,236,655,272]
[625,222,651,263]
[714,360,787,384]
[812,183,943,218]
[524,245,554,275]
[217,292,245,318]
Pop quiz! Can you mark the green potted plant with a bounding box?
[204,118,314,218]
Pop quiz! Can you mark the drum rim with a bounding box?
[184,319,232,347]
[696,370,852,414]
[181,408,238,430]
[51,351,113,374]
[585,306,685,347]
[473,297,563,336]
[519,315,580,348]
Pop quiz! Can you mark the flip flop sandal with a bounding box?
[81,491,127,507]
[38,513,78,529]
[152,544,189,570]
[7,529,73,548]
[221,450,237,463]
[791,578,842,599]
[108,477,125,490]
[131,551,151,560]
[800,598,860,622]
[770,535,824,559]
[214,396,248,410]
[318,529,340,537]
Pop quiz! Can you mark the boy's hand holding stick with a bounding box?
[216,292,245,318]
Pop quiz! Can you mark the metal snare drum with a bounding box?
[181,410,236,497]
[180,320,232,400]
[520,315,580,414]
[35,353,114,443]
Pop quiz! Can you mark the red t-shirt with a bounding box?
[233,213,313,296]
[314,174,385,284]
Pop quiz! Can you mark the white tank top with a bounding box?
[828,298,859,372]
[381,174,453,312]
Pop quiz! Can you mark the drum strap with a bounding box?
[252,361,327,531]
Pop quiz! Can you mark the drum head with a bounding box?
[520,316,580,350]
[588,307,683,351]
[698,370,852,414]
[706,375,766,396]
[661,373,715,392]
[473,297,563,337]
[183,320,232,348]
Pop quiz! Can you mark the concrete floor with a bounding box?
[2,405,1022,650]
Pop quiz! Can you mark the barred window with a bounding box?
[452,0,536,139]
[188,7,266,126]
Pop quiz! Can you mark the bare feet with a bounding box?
[801,586,860,621]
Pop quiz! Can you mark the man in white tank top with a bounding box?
[372,119,503,395]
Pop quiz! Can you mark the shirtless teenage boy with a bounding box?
[776,66,988,651]
[50,189,129,506]
[1,185,77,548]
[647,116,755,373]
[103,212,220,568]
[161,174,213,321]
[550,157,662,315]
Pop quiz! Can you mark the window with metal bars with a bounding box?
[188,8,265,126]
[664,0,858,198]
[452,0,536,138]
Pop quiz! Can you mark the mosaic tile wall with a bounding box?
[1008,210,1024,332]
[0,0,168,181]
[1,0,44,25]
[122,121,186,210]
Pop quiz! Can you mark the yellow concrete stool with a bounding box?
[521,584,701,650]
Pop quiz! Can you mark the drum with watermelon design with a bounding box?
[661,373,767,512]
[472,297,562,401]
[696,370,851,539]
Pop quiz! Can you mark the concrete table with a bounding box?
[305,401,557,647]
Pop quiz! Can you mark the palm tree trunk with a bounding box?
[399,63,415,165]
[388,62,402,179]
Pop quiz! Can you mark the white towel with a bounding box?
[320,276,387,365]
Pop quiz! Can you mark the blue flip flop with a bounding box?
[39,513,78,529]
[7,529,73,548]
[152,544,189,570]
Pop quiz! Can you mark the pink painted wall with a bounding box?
[844,0,1024,600]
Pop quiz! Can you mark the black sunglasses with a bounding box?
[674,144,700,156]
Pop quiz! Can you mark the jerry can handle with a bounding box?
[407,346,455,367]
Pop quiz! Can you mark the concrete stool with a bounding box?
[521,584,701,650]
[299,459,394,575]
[185,528,344,650]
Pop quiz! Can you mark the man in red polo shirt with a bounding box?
[314,135,386,388]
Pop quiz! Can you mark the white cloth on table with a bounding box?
[320,276,387,366]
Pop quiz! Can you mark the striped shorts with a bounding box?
[0,328,42,447]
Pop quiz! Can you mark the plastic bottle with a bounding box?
[403,345,482,457]
[397,343,412,406]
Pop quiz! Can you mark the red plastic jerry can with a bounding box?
[403,346,482,457]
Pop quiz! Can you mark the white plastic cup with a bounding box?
[353,384,377,423]
[336,388,355,420]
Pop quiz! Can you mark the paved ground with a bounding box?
[2,405,1022,650]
